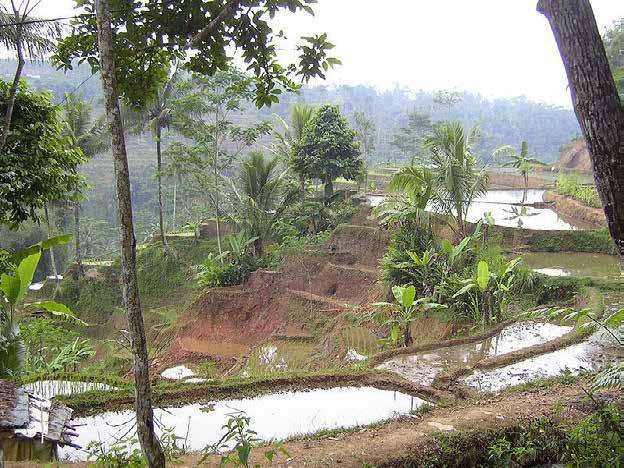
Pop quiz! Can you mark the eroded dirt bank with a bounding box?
[544,191,606,229]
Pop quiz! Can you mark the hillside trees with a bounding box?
[296,104,364,197]
[390,111,433,164]
[0,1,62,150]
[603,19,624,98]
[0,80,85,227]
[537,0,624,259]
[272,103,316,201]
[167,70,271,256]
[61,93,109,276]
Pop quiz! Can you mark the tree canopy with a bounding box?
[295,104,363,196]
[55,0,340,108]
[0,79,85,227]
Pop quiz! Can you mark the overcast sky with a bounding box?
[24,0,624,107]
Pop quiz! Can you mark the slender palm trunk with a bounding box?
[0,2,24,151]
[172,168,177,232]
[94,2,165,466]
[155,126,168,247]
[74,202,84,277]
[214,108,223,257]
[44,204,60,296]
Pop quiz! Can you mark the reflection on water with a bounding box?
[378,322,572,386]
[243,340,315,376]
[60,386,427,461]
[460,335,622,392]
[23,380,116,400]
[368,190,580,231]
[522,252,622,278]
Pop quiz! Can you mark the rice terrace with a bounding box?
[0,0,623,466]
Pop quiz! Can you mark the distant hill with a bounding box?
[556,138,592,173]
[1,60,582,165]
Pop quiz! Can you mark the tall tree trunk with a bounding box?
[0,2,25,151]
[538,0,624,259]
[324,178,334,198]
[300,175,306,203]
[44,204,60,297]
[172,168,177,232]
[214,108,223,257]
[74,202,84,277]
[155,126,168,247]
[94,1,165,466]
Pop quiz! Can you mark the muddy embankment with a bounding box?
[168,210,392,367]
[543,191,606,229]
[486,170,552,190]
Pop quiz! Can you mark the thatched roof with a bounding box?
[0,379,76,446]
[0,380,29,430]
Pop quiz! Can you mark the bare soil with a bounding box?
[544,191,606,229]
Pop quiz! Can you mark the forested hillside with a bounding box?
[0,59,580,165]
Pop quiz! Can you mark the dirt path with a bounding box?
[184,383,593,467]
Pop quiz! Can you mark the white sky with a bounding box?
[19,0,624,107]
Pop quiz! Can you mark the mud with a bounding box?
[544,191,606,229]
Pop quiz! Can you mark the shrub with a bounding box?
[556,174,601,208]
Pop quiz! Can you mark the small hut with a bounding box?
[0,380,77,463]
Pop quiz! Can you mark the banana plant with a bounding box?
[1,235,82,378]
[452,258,521,325]
[374,285,446,347]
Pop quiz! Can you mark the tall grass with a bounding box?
[556,174,601,208]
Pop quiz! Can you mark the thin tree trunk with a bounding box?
[0,2,25,151]
[214,108,223,257]
[74,202,84,277]
[538,0,624,259]
[300,175,305,203]
[155,126,168,247]
[172,168,177,232]
[94,2,165,466]
[44,204,60,296]
[324,178,334,198]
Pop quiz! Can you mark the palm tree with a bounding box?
[130,70,183,248]
[0,2,62,150]
[376,165,435,228]
[424,122,488,237]
[271,103,316,202]
[62,93,109,276]
[229,151,294,256]
[493,141,540,204]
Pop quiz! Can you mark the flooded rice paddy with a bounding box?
[242,340,316,375]
[378,322,573,386]
[521,251,622,278]
[368,190,581,230]
[59,386,427,461]
[460,336,622,392]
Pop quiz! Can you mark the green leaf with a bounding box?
[477,261,490,291]
[452,283,476,298]
[440,239,453,256]
[0,274,21,307]
[41,234,73,249]
[27,301,85,324]
[390,325,399,342]
[401,285,416,308]
[16,250,42,304]
[392,285,404,303]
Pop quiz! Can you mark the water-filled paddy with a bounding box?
[522,251,621,278]
[59,386,427,461]
[378,322,572,386]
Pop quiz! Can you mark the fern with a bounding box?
[591,364,624,392]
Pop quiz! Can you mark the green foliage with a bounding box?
[528,228,616,255]
[229,151,295,255]
[295,104,364,196]
[555,173,601,208]
[0,237,78,378]
[0,79,85,226]
[197,233,269,288]
[493,141,541,197]
[202,411,289,467]
[565,405,624,467]
[604,19,624,98]
[373,285,445,347]
[55,1,339,108]
[424,122,489,235]
[390,111,433,162]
